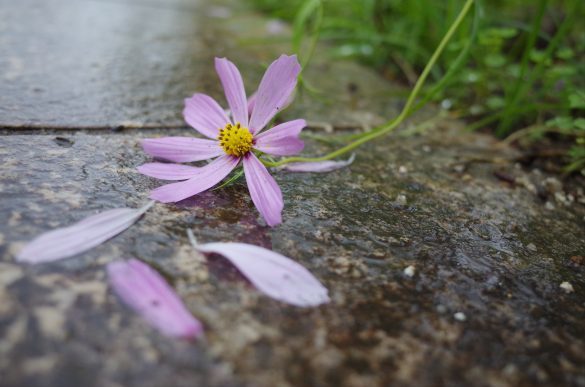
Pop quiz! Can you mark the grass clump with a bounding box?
[249,0,585,174]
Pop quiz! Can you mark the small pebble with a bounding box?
[526,243,537,252]
[395,194,407,206]
[453,164,465,173]
[454,312,467,322]
[560,282,574,293]
[403,265,415,277]
[398,166,408,174]
[436,304,447,314]
[422,145,431,153]
[555,192,570,206]
[544,201,555,210]
[567,194,575,203]
[441,99,453,110]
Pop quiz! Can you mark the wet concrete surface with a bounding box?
[1,127,584,387]
[0,0,395,129]
[1,0,585,386]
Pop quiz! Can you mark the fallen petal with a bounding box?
[17,202,154,264]
[195,242,330,307]
[108,258,203,340]
[282,154,355,173]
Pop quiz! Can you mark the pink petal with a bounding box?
[150,155,239,203]
[16,202,153,264]
[195,242,329,307]
[247,92,257,116]
[282,154,356,173]
[183,94,230,139]
[215,58,248,128]
[247,90,295,118]
[141,137,222,163]
[137,163,201,181]
[243,153,283,227]
[254,119,305,156]
[248,55,301,134]
[108,259,203,340]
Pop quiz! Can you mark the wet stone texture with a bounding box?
[1,0,585,387]
[2,127,585,387]
[0,0,396,129]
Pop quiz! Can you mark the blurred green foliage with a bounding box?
[250,0,585,173]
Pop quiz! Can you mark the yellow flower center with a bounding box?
[218,122,254,157]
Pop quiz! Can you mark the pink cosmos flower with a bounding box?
[138,55,304,227]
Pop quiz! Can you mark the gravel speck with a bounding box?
[395,194,407,206]
[560,282,574,293]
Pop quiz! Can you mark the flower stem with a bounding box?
[263,0,475,168]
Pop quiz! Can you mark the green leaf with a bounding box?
[489,27,518,39]
[569,92,585,110]
[566,145,585,173]
[484,53,506,68]
[529,49,552,65]
[574,118,585,131]
[556,47,574,60]
[486,96,505,110]
[546,116,574,130]
[548,65,577,79]
[478,27,517,46]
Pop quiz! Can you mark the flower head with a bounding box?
[138,55,304,227]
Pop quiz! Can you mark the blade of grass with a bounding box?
[497,0,547,135]
[263,0,476,167]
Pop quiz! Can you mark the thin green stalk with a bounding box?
[467,103,564,131]
[263,0,475,167]
[294,0,324,96]
[497,0,547,135]
[412,0,481,112]
[497,0,578,136]
[213,168,244,190]
[293,0,323,69]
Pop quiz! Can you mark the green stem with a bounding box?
[497,0,547,135]
[466,102,564,131]
[411,0,480,113]
[263,0,475,167]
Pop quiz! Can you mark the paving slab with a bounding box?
[1,124,584,386]
[0,0,398,129]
